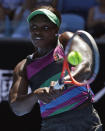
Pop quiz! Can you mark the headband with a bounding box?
[27,9,60,28]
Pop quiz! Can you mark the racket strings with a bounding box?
[61,59,86,86]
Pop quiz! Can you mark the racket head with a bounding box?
[61,30,100,86]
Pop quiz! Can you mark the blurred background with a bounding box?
[0,0,105,130]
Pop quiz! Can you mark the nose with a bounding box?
[33,28,41,36]
[35,30,40,35]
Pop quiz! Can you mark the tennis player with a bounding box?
[9,5,102,131]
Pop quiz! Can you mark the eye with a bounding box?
[30,25,37,31]
[32,25,37,30]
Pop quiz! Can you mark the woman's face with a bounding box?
[29,14,59,49]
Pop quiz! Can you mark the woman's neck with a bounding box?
[33,39,58,59]
[33,46,55,59]
[38,47,53,56]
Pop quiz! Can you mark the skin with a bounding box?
[9,14,63,116]
[59,32,93,82]
[29,15,58,51]
[9,14,93,116]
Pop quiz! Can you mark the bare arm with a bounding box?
[59,31,93,82]
[9,59,64,108]
[36,31,94,104]
[9,59,38,116]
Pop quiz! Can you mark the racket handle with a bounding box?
[59,78,64,85]
[53,79,64,89]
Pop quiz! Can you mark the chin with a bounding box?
[32,41,45,49]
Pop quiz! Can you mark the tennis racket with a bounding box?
[54,30,100,89]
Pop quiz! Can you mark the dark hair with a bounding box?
[32,5,61,24]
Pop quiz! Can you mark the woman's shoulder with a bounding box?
[13,59,27,76]
[59,32,74,49]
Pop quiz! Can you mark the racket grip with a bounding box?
[59,78,64,85]
[53,79,64,89]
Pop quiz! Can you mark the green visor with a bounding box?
[27,9,60,28]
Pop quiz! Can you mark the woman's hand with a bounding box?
[34,81,65,104]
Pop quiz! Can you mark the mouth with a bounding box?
[31,37,44,47]
[35,37,42,40]
[33,37,43,41]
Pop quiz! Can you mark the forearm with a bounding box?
[64,61,91,82]
[9,92,38,116]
